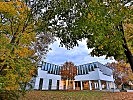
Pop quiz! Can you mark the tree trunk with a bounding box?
[122,45,133,72]
[118,22,133,72]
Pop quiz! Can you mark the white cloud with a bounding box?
[44,39,115,65]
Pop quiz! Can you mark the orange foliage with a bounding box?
[107,61,133,85]
[60,62,77,80]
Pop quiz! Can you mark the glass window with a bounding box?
[48,63,51,73]
[81,65,84,75]
[46,63,49,71]
[83,65,86,74]
[78,66,81,75]
[91,65,94,71]
[54,65,56,74]
[56,66,59,75]
[85,65,88,74]
[51,64,54,74]
[94,64,97,68]
[43,62,46,71]
[88,65,91,72]
[41,65,44,70]
[48,79,52,90]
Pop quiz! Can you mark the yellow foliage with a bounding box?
[0,1,17,16]
[108,61,133,82]
[124,23,133,53]
[0,0,36,93]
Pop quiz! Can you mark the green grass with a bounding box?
[19,90,105,100]
[19,90,133,100]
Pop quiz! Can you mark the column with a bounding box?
[94,83,97,89]
[96,83,98,89]
[66,80,68,90]
[76,81,78,90]
[108,82,111,90]
[80,81,83,90]
[34,77,40,90]
[106,81,109,90]
[113,82,116,89]
[89,80,92,90]
[59,80,63,90]
[98,80,102,90]
[73,81,75,90]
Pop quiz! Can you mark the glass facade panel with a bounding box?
[51,64,53,73]
[82,65,86,74]
[88,65,91,71]
[46,63,49,71]
[44,62,46,70]
[54,65,56,74]
[79,66,82,75]
[56,66,59,75]
[48,79,52,90]
[94,64,97,68]
[48,63,51,73]
[85,65,88,74]
[81,65,84,75]
[77,66,79,75]
[91,65,94,71]
[40,62,98,75]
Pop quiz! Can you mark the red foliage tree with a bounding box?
[60,62,77,80]
[107,61,133,89]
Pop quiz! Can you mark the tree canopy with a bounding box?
[60,62,77,80]
[49,0,133,71]
[0,0,133,99]
[107,61,133,89]
[0,0,54,99]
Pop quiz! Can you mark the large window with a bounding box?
[82,65,86,74]
[57,80,60,90]
[53,65,56,74]
[88,65,91,72]
[94,64,97,68]
[81,66,83,74]
[78,66,81,75]
[48,79,52,90]
[91,65,95,71]
[46,63,49,71]
[51,64,54,74]
[48,63,51,73]
[85,65,88,74]
[56,66,59,75]
[39,78,43,90]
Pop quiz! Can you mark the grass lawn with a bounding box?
[19,90,133,100]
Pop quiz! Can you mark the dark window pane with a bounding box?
[94,64,97,68]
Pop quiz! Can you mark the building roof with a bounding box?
[39,61,113,76]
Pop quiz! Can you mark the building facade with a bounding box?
[34,62,115,90]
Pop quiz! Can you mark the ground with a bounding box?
[19,90,133,100]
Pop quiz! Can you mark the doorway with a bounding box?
[48,79,52,90]
[39,78,43,90]
[57,80,60,90]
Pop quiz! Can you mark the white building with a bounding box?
[34,61,115,90]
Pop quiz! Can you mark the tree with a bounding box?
[0,1,36,99]
[61,62,77,80]
[83,1,133,71]
[107,61,133,90]
[49,0,133,71]
[0,0,54,99]
[60,62,77,89]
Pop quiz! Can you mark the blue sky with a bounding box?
[44,39,115,66]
